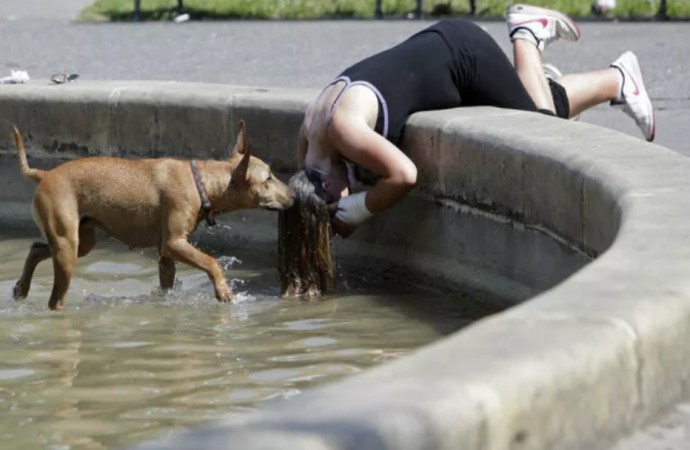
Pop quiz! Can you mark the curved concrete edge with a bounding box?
[0,82,689,450]
[0,81,585,305]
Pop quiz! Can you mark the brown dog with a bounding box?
[11,120,294,310]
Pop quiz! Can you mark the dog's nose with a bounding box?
[266,191,295,211]
[286,190,296,207]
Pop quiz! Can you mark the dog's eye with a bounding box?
[266,174,273,183]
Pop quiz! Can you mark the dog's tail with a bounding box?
[12,125,45,183]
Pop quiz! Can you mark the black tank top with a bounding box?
[330,20,489,185]
[340,20,487,144]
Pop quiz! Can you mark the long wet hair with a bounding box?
[278,168,335,298]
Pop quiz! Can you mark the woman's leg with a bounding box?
[506,4,581,114]
[512,39,555,112]
[506,5,655,141]
[554,68,620,118]
[555,51,656,141]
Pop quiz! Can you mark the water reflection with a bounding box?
[0,233,491,449]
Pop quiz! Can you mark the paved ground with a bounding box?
[1,3,689,449]
[0,0,92,20]
[0,4,688,154]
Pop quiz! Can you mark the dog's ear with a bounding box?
[231,120,247,156]
[230,120,251,187]
[231,141,251,188]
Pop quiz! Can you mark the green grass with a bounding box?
[78,0,690,21]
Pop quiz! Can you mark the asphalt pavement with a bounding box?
[0,3,688,154]
[1,2,689,448]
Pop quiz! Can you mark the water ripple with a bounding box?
[0,234,486,449]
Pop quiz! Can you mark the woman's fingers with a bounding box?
[331,217,357,238]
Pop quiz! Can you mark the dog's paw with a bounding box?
[215,282,235,303]
[215,286,235,303]
[12,281,28,300]
[217,293,235,303]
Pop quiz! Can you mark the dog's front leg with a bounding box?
[162,238,234,302]
[158,256,176,291]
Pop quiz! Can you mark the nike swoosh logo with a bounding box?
[621,66,640,96]
[513,18,548,28]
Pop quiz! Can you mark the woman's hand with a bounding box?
[331,217,357,238]
[327,203,357,238]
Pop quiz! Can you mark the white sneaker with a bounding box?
[506,4,581,52]
[543,63,580,121]
[610,51,656,141]
[542,62,562,81]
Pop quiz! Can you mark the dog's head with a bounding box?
[227,120,294,211]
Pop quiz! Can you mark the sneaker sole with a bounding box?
[634,56,656,141]
[542,63,562,80]
[507,3,581,41]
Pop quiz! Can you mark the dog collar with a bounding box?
[190,160,217,227]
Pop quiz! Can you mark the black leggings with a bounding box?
[444,20,570,119]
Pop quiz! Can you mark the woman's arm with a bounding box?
[329,109,417,222]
